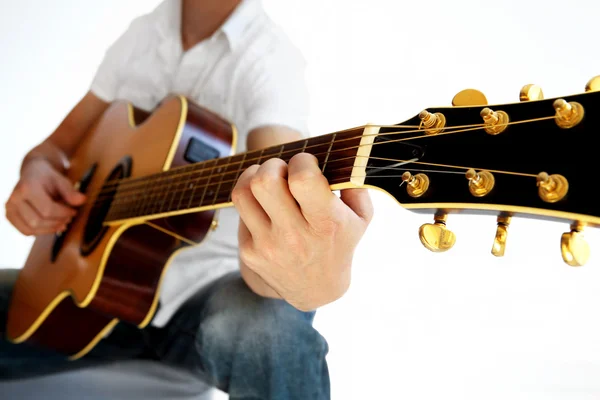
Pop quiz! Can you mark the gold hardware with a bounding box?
[401,171,430,198]
[419,110,446,135]
[536,172,568,203]
[519,84,544,101]
[553,99,584,129]
[561,222,590,267]
[585,76,600,92]
[210,219,219,231]
[465,169,495,197]
[491,215,511,257]
[451,89,488,106]
[480,107,509,135]
[419,213,456,252]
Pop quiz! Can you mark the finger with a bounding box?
[50,171,86,206]
[7,203,64,236]
[250,158,306,228]
[287,153,336,222]
[17,201,67,233]
[6,206,34,236]
[26,184,77,220]
[231,164,270,236]
[340,188,374,223]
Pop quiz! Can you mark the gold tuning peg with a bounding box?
[466,169,495,197]
[561,222,590,267]
[452,89,488,107]
[586,76,600,92]
[491,216,511,257]
[519,84,544,101]
[402,171,430,198]
[419,213,456,252]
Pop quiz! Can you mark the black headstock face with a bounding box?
[365,88,600,228]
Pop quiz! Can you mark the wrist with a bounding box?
[21,142,69,176]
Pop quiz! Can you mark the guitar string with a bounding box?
[91,115,555,206]
[104,151,549,221]
[83,121,481,195]
[101,115,554,214]
[88,116,550,201]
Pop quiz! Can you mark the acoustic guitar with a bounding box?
[6,77,600,360]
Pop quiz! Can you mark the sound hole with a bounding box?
[80,156,132,256]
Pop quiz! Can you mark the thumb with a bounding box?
[340,188,374,223]
[52,172,86,206]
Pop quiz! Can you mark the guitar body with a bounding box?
[6,96,235,359]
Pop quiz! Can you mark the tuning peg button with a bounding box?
[520,84,544,101]
[419,213,456,252]
[585,76,600,92]
[491,216,511,257]
[452,89,488,106]
[561,222,590,266]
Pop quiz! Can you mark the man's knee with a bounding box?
[199,276,328,361]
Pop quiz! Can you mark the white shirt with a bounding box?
[90,0,310,327]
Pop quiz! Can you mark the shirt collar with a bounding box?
[156,0,262,51]
[220,0,262,50]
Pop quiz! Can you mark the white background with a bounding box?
[2,0,600,399]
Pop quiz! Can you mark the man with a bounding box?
[1,0,373,398]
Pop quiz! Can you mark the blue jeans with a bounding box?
[0,269,330,399]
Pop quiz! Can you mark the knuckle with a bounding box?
[38,206,52,219]
[289,169,320,193]
[254,237,278,263]
[250,172,276,192]
[313,216,342,238]
[239,242,259,268]
[230,185,246,204]
[289,152,317,166]
[281,230,307,254]
[263,157,287,168]
[16,182,30,196]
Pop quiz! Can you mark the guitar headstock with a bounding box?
[364,76,600,266]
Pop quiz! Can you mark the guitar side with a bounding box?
[6,96,236,359]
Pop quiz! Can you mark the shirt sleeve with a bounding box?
[89,19,143,103]
[242,46,310,138]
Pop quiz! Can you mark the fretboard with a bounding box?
[104,128,365,223]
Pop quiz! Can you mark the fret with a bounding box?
[160,169,176,213]
[304,134,335,167]
[166,173,180,214]
[256,148,265,165]
[174,166,198,213]
[213,154,245,205]
[125,176,148,218]
[260,145,284,164]
[147,172,167,216]
[228,152,247,202]
[211,156,233,205]
[104,128,370,223]
[278,140,306,163]
[137,176,154,219]
[321,128,365,183]
[321,133,336,173]
[199,159,218,207]
[186,163,208,209]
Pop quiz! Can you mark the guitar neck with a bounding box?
[104,126,373,224]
